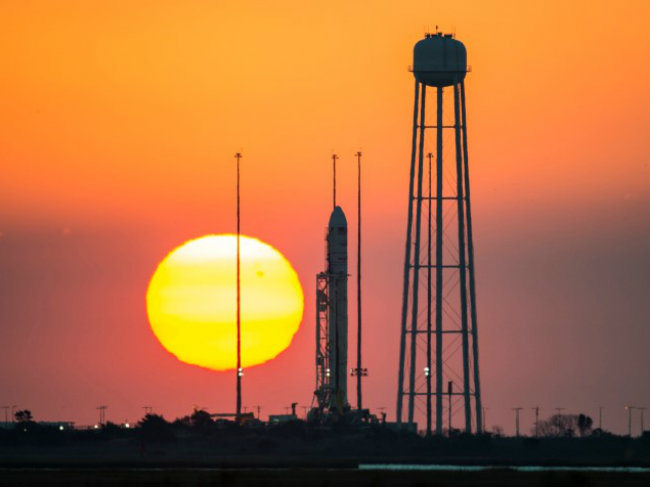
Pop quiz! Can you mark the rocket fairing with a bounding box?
[327,206,348,409]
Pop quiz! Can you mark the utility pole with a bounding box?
[1,406,8,424]
[252,405,262,420]
[11,405,17,422]
[513,407,523,437]
[625,405,634,437]
[235,152,243,420]
[532,406,540,437]
[554,408,565,436]
[481,407,488,434]
[97,405,107,425]
[639,407,647,436]
[598,406,604,430]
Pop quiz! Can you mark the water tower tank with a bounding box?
[413,33,467,87]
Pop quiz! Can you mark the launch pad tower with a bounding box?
[396,33,483,435]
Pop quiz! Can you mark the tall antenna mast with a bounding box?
[332,153,338,209]
[356,151,364,411]
[235,152,243,419]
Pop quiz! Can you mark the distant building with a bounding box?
[268,414,297,424]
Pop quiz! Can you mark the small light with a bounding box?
[94,424,99,429]
[238,367,244,377]
[424,367,430,377]
[125,423,130,428]
[59,425,64,431]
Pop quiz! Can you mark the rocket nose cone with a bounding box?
[329,206,348,228]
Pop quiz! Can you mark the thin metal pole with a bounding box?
[435,86,444,436]
[396,80,420,425]
[599,406,603,430]
[407,83,427,425]
[235,152,242,419]
[640,408,646,435]
[460,80,482,433]
[332,154,338,209]
[356,151,363,411]
[426,152,433,437]
[533,406,540,437]
[513,407,523,437]
[626,406,633,436]
[453,83,471,433]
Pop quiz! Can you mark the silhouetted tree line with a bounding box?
[533,414,594,438]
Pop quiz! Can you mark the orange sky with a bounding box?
[1,1,648,434]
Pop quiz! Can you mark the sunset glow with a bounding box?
[146,235,304,371]
[0,0,647,435]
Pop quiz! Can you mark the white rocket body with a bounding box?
[327,206,348,409]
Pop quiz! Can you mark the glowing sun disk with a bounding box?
[146,234,304,371]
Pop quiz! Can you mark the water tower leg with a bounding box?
[397,80,420,426]
[460,80,483,434]
[435,86,444,436]
[453,82,472,434]
[407,84,427,426]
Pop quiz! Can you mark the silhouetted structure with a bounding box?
[350,151,368,410]
[235,152,243,418]
[396,33,482,435]
[314,205,349,414]
[314,155,350,415]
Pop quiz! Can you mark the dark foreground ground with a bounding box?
[0,468,648,487]
[1,425,648,485]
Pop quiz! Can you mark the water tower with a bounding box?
[396,33,483,435]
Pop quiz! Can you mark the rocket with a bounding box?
[327,205,348,410]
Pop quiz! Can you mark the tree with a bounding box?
[533,413,593,437]
[14,410,33,423]
[190,409,213,429]
[138,413,175,442]
[577,414,593,437]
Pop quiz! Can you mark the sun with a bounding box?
[146,234,304,371]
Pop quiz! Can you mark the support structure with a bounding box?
[235,152,242,418]
[314,272,331,409]
[396,33,482,435]
[351,151,368,410]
